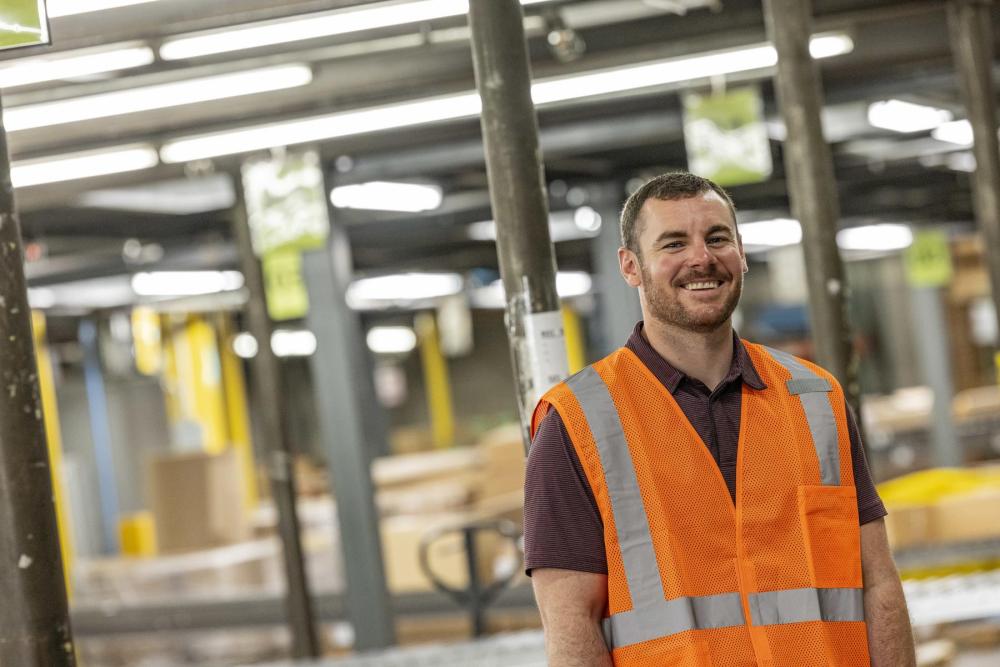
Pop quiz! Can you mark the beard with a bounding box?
[640,260,742,334]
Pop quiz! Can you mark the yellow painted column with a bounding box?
[562,304,586,374]
[416,312,455,448]
[217,314,259,509]
[31,312,74,596]
[185,315,228,454]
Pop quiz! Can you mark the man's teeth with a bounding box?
[683,281,721,290]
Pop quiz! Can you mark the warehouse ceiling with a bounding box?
[2,0,994,315]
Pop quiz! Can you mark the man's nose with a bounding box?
[685,240,716,267]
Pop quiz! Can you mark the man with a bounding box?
[524,173,915,666]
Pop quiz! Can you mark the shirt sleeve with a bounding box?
[846,401,888,525]
[523,406,608,576]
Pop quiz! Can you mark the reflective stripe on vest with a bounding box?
[763,346,841,486]
[565,358,859,651]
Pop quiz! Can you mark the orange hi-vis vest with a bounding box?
[531,342,871,666]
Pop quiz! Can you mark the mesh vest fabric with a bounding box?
[531,343,870,666]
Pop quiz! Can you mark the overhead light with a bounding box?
[78,174,236,214]
[474,271,593,308]
[556,271,593,297]
[0,43,155,89]
[131,271,245,297]
[836,224,913,252]
[11,144,159,188]
[232,332,259,359]
[738,218,802,248]
[467,208,603,242]
[160,33,851,163]
[5,64,313,132]
[932,119,974,146]
[47,0,161,17]
[367,326,418,354]
[330,181,443,212]
[27,288,56,309]
[867,100,953,134]
[159,0,558,61]
[271,329,318,357]
[346,272,464,309]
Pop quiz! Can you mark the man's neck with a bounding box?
[641,318,734,391]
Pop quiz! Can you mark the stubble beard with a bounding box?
[640,260,742,335]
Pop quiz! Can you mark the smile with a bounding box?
[682,281,722,290]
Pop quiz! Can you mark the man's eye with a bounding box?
[663,242,683,249]
[707,236,727,245]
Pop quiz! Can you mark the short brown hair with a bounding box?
[620,172,737,253]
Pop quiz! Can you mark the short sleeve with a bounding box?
[523,406,608,575]
[846,401,888,525]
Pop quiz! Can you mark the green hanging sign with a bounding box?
[682,86,773,187]
[0,0,49,51]
[905,230,953,288]
[241,150,330,321]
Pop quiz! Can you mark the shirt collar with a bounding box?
[624,321,767,393]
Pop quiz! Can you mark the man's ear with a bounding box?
[738,233,749,274]
[619,247,642,287]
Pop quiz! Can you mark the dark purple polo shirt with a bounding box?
[524,322,887,575]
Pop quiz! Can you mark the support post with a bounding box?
[948,0,1000,337]
[468,0,567,451]
[231,186,319,659]
[762,0,858,411]
[0,94,75,665]
[302,212,396,649]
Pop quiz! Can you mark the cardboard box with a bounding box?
[149,449,249,553]
[930,489,1000,544]
[884,503,934,550]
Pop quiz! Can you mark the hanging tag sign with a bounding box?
[0,0,49,51]
[523,309,569,409]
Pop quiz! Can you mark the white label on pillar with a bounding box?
[524,309,569,409]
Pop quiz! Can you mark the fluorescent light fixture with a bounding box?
[271,329,318,357]
[867,99,953,134]
[738,218,802,248]
[932,119,974,146]
[5,64,312,132]
[78,174,235,214]
[131,271,244,297]
[556,271,593,297]
[11,144,159,188]
[573,206,603,233]
[367,326,418,354]
[807,33,854,59]
[27,277,135,310]
[232,332,259,359]
[47,0,161,17]
[330,181,443,212]
[475,271,593,308]
[468,209,603,243]
[27,287,56,309]
[160,33,851,163]
[836,224,913,252]
[347,272,464,309]
[0,43,154,89]
[160,0,556,61]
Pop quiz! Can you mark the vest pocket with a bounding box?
[797,485,862,588]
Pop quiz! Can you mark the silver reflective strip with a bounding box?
[764,347,841,486]
[602,592,745,649]
[786,377,832,395]
[749,587,864,625]
[566,367,665,611]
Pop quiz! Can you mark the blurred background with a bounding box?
[1,0,1000,665]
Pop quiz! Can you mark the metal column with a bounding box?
[0,96,75,665]
[231,187,319,659]
[948,0,1000,336]
[78,319,121,555]
[302,215,396,650]
[468,0,566,450]
[762,0,858,408]
[909,287,962,466]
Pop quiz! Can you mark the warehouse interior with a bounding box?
[1,0,1000,664]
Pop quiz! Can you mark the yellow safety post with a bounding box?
[562,304,586,374]
[118,511,157,557]
[186,315,228,454]
[217,314,259,510]
[31,311,74,597]
[995,351,1000,386]
[131,306,162,377]
[416,312,455,448]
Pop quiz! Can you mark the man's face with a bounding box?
[619,192,747,334]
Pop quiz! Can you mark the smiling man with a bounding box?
[524,172,915,666]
